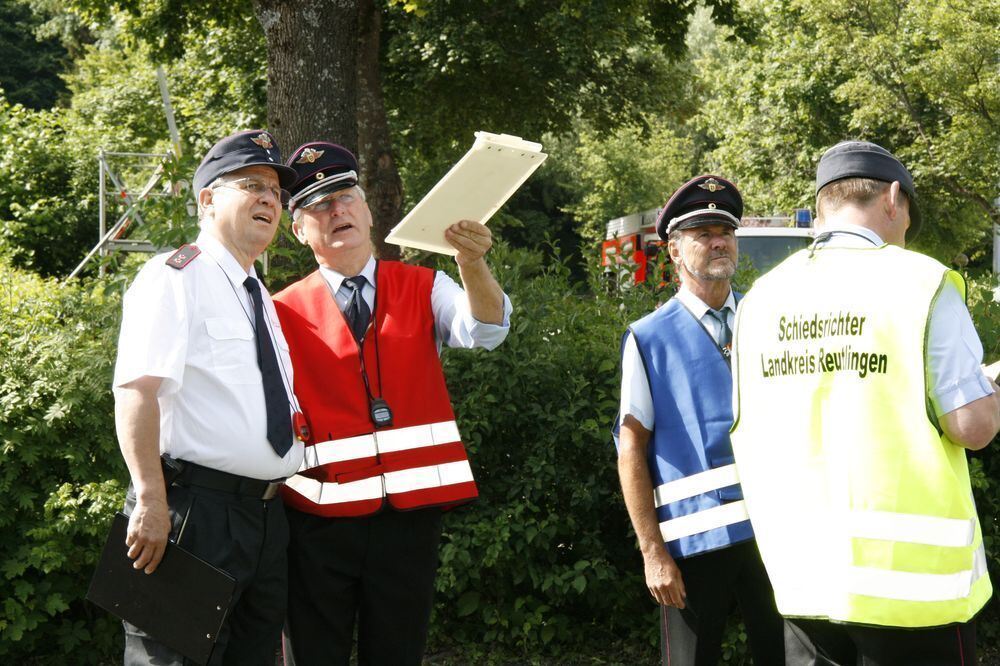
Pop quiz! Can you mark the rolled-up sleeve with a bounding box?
[926,282,995,416]
[431,270,512,350]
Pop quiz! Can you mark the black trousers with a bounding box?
[785,617,978,666]
[661,540,785,666]
[283,506,443,666]
[122,483,289,666]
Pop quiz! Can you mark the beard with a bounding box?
[680,248,736,281]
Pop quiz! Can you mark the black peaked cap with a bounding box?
[655,175,743,240]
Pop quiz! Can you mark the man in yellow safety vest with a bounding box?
[730,140,1000,665]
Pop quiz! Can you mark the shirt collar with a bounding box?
[195,231,258,286]
[815,221,884,247]
[318,255,377,293]
[675,285,736,319]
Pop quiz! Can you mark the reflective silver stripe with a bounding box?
[299,434,377,471]
[652,464,741,508]
[284,474,384,504]
[847,511,975,548]
[670,207,740,228]
[384,460,474,494]
[658,500,749,542]
[376,420,461,453]
[847,544,987,602]
[284,460,473,505]
[299,420,461,471]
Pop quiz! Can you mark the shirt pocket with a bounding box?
[205,317,260,385]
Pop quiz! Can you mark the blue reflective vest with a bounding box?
[621,296,754,559]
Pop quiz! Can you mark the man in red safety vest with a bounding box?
[272,142,512,666]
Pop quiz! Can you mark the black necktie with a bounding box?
[243,277,292,457]
[708,307,732,350]
[341,276,371,342]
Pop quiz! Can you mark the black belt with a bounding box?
[173,459,284,500]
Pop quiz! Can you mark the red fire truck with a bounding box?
[601,208,815,287]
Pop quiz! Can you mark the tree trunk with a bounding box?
[356,0,403,258]
[254,0,362,283]
[254,0,360,156]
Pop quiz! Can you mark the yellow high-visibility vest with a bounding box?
[731,243,991,628]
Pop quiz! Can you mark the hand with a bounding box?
[644,549,687,608]
[444,220,492,266]
[125,496,171,574]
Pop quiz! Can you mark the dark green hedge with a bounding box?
[1,251,998,664]
[0,260,126,662]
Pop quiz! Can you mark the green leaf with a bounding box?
[455,591,480,617]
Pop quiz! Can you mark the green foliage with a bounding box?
[0,13,266,278]
[556,119,696,243]
[0,0,69,109]
[0,256,125,662]
[430,244,665,657]
[0,1,998,662]
[694,0,1000,263]
[0,97,93,275]
[55,0,243,62]
[0,249,997,663]
[961,272,1000,646]
[384,0,736,191]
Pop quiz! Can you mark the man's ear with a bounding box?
[667,236,682,264]
[889,180,910,232]
[198,187,214,210]
[885,181,903,219]
[291,218,308,245]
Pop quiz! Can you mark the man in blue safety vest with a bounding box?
[613,175,784,665]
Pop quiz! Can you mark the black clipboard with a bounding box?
[86,512,236,665]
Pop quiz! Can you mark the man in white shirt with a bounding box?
[272,142,511,665]
[614,175,783,665]
[113,130,305,665]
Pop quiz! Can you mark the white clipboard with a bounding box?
[385,132,548,255]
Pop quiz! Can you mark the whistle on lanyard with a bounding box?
[293,411,311,442]
[369,398,394,429]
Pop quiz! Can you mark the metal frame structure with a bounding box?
[67,149,176,279]
[66,67,187,281]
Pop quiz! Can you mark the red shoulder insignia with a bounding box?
[165,244,202,270]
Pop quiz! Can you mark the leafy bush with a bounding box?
[430,244,667,660]
[0,247,997,664]
[0,257,125,663]
[963,273,1000,654]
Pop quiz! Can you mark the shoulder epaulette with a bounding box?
[165,243,202,270]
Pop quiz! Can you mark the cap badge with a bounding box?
[296,148,325,164]
[250,133,274,149]
[698,178,726,193]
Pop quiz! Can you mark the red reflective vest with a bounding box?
[273,261,478,517]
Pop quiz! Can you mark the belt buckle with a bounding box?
[262,481,283,501]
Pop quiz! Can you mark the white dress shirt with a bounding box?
[813,222,994,415]
[113,231,304,479]
[318,255,512,351]
[619,287,737,430]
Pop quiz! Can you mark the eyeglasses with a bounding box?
[213,177,289,206]
[300,190,358,213]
